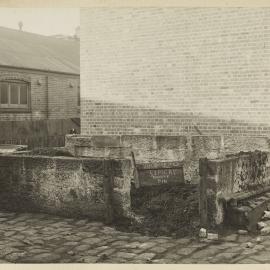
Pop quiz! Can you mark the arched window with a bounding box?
[0,80,30,111]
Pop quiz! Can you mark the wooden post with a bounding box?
[130,151,140,188]
[199,158,208,228]
[103,160,115,224]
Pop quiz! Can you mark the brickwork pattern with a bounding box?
[0,67,79,121]
[81,8,270,136]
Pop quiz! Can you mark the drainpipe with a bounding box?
[46,74,49,119]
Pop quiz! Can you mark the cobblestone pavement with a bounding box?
[0,211,269,263]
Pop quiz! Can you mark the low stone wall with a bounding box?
[199,151,270,229]
[0,154,132,222]
[66,134,270,183]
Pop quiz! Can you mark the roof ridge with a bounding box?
[0,26,78,43]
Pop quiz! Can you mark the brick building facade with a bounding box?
[0,27,80,121]
[81,8,270,137]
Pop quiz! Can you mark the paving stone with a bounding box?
[160,242,177,249]
[104,258,128,263]
[74,220,89,226]
[81,237,103,245]
[175,238,191,245]
[5,251,27,262]
[176,247,198,256]
[110,240,129,247]
[79,256,98,263]
[63,235,82,241]
[136,236,151,242]
[28,248,51,254]
[87,222,104,227]
[253,244,265,251]
[219,242,239,248]
[8,241,27,248]
[149,246,167,253]
[82,249,100,256]
[130,259,150,264]
[237,258,260,264]
[174,257,197,264]
[63,241,80,246]
[4,231,17,237]
[0,247,19,257]
[136,252,156,260]
[151,258,173,264]
[154,238,171,244]
[191,247,219,259]
[0,259,11,263]
[163,253,182,260]
[13,226,28,231]
[117,235,131,240]
[97,248,116,256]
[123,242,141,249]
[249,252,270,263]
[54,247,69,254]
[241,248,259,255]
[73,244,90,252]
[23,252,61,263]
[137,242,156,250]
[9,235,25,240]
[114,252,136,259]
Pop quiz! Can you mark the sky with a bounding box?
[0,8,79,36]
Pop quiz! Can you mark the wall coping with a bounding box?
[0,153,130,162]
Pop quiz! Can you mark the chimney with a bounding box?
[18,21,23,31]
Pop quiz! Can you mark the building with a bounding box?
[0,26,80,121]
[81,8,270,139]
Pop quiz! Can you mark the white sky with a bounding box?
[0,8,79,36]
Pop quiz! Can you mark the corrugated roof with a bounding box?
[0,27,79,74]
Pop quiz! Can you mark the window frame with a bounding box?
[0,79,31,112]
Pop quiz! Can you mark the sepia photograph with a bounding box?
[0,5,270,264]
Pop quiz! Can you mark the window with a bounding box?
[0,80,30,110]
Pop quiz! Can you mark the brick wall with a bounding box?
[0,66,79,121]
[81,8,270,137]
[48,75,79,119]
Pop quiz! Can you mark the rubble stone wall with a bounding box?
[66,134,270,183]
[199,151,270,229]
[0,154,132,222]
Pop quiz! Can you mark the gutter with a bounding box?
[0,64,79,77]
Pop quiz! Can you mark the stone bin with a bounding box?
[199,151,270,230]
[0,153,133,223]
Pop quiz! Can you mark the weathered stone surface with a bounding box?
[200,151,270,229]
[0,155,133,224]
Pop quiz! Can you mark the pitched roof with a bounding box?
[0,27,79,74]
